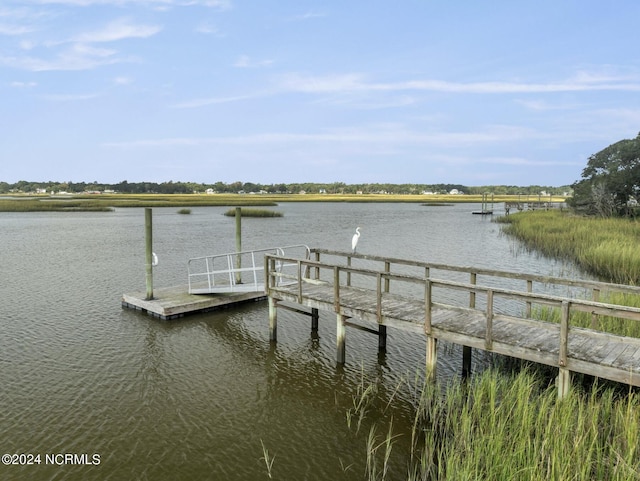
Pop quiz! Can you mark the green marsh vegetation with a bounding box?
[223,208,283,217]
[0,194,279,212]
[349,368,640,481]
[497,210,640,285]
[0,198,114,212]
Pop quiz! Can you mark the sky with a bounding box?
[1,1,639,187]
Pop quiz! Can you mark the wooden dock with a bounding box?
[122,285,265,320]
[265,249,640,397]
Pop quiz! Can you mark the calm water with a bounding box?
[0,203,587,480]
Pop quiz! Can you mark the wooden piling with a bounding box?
[378,325,387,351]
[462,346,472,379]
[145,208,154,300]
[235,207,242,284]
[268,296,277,342]
[311,308,319,331]
[426,336,437,381]
[336,313,346,364]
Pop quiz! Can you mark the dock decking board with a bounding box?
[122,285,265,320]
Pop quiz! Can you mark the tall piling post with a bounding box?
[336,314,346,364]
[145,208,154,300]
[235,207,242,284]
[268,297,278,342]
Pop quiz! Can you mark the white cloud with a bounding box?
[278,72,640,95]
[72,18,162,43]
[195,22,221,35]
[43,92,100,101]
[113,76,133,85]
[233,54,273,68]
[0,24,35,35]
[172,94,256,108]
[103,124,544,149]
[0,42,122,71]
[10,80,37,87]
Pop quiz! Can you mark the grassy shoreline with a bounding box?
[355,368,640,481]
[0,193,565,212]
[497,210,640,285]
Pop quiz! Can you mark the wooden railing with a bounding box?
[265,249,640,395]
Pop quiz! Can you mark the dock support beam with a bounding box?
[268,297,277,342]
[462,345,472,378]
[336,314,346,364]
[311,308,319,332]
[235,207,242,285]
[557,368,571,399]
[426,336,437,382]
[378,325,387,351]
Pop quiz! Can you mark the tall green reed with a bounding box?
[497,210,640,285]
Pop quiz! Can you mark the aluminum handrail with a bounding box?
[188,244,310,294]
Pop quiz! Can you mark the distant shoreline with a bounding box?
[0,193,567,212]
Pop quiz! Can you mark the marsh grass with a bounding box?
[0,193,565,211]
[352,369,640,481]
[497,210,640,284]
[177,208,191,214]
[259,440,275,479]
[223,208,283,217]
[0,194,278,211]
[0,198,113,212]
[533,291,640,338]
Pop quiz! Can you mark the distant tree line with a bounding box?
[0,180,570,196]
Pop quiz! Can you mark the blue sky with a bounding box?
[1,1,639,186]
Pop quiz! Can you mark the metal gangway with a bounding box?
[188,245,310,294]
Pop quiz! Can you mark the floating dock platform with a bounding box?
[122,285,266,320]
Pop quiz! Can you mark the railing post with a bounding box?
[384,261,390,293]
[469,272,476,308]
[464,272,476,377]
[558,300,571,399]
[333,266,340,313]
[485,289,493,350]
[424,279,432,335]
[425,278,437,381]
[376,272,382,323]
[297,260,302,304]
[591,288,600,329]
[314,252,320,280]
[526,280,533,318]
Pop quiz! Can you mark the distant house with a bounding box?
[449,189,463,195]
[205,188,215,194]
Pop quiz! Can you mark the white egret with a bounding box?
[351,227,361,253]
